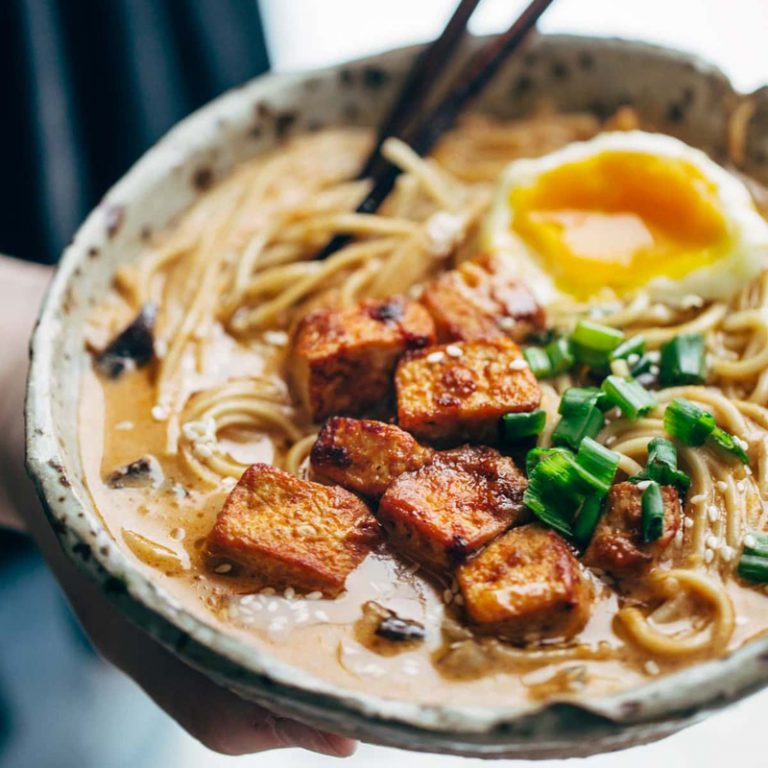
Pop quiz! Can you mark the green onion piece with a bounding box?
[531,449,595,499]
[572,319,624,353]
[663,398,715,446]
[573,496,603,546]
[559,387,610,414]
[659,334,707,387]
[552,404,605,451]
[641,481,665,542]
[523,483,574,537]
[545,337,574,375]
[575,437,620,496]
[524,346,552,378]
[610,335,646,362]
[601,375,656,421]
[630,353,654,378]
[500,409,547,442]
[709,427,749,464]
[737,532,768,583]
[632,436,691,492]
[525,447,555,477]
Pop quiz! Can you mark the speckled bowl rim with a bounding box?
[25,34,768,757]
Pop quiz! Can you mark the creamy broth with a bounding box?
[81,112,768,707]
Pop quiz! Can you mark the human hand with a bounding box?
[1,254,355,757]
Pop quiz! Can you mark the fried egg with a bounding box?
[484,131,768,305]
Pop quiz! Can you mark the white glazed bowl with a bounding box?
[25,35,768,759]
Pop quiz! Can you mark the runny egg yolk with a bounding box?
[508,151,731,299]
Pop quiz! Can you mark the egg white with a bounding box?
[483,130,768,306]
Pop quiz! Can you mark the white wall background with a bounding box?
[175,1,768,765]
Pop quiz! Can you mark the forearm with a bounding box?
[0,255,53,531]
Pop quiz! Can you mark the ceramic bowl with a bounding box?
[25,35,768,759]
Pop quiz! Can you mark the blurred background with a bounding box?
[2,1,768,767]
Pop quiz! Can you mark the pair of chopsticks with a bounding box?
[316,0,557,260]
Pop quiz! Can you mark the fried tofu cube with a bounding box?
[420,253,545,343]
[290,296,435,422]
[377,446,528,570]
[310,417,435,500]
[583,482,681,578]
[207,463,380,595]
[395,337,541,444]
[457,524,593,642]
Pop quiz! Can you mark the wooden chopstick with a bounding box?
[360,0,483,182]
[315,0,557,261]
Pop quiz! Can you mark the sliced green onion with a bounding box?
[610,335,646,362]
[559,387,610,414]
[500,409,547,442]
[601,375,656,421]
[641,481,665,542]
[663,398,715,446]
[630,353,654,378]
[524,346,552,378]
[709,427,749,464]
[552,404,605,451]
[659,334,707,387]
[523,482,574,538]
[573,496,603,546]
[572,319,624,352]
[546,336,574,375]
[737,532,768,583]
[575,437,620,496]
[631,436,691,492]
[531,449,595,498]
[525,447,555,477]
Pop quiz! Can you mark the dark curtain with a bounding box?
[1,0,271,265]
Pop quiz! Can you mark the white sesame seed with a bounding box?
[151,405,169,421]
[708,505,719,523]
[115,420,134,431]
[737,480,747,493]
[636,480,652,491]
[222,476,237,487]
[627,353,640,366]
[214,563,232,574]
[605,436,616,446]
[284,587,296,600]
[704,549,714,564]
[716,481,728,492]
[644,660,661,675]
[674,529,684,547]
[443,589,453,604]
[745,534,757,548]
[260,587,276,596]
[706,534,719,550]
[169,527,185,541]
[426,351,445,364]
[408,283,424,300]
[306,591,323,600]
[154,339,168,358]
[745,466,753,476]
[681,294,704,309]
[689,494,706,505]
[721,546,735,562]
[650,365,660,376]
[263,330,289,347]
[508,358,528,371]
[684,517,694,529]
[445,344,463,358]
[315,610,330,622]
[193,442,213,459]
[497,316,516,331]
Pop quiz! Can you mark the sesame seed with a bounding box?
[737,480,747,493]
[284,587,296,600]
[445,344,463,358]
[681,294,704,309]
[260,587,276,596]
[315,610,330,622]
[214,563,232,574]
[627,353,640,366]
[508,358,528,371]
[745,466,753,476]
[263,330,289,347]
[605,436,616,446]
[706,534,719,549]
[453,594,464,606]
[426,351,445,364]
[169,527,185,541]
[443,589,453,604]
[744,534,757,548]
[151,405,169,421]
[644,660,661,675]
[154,339,168,358]
[193,442,213,459]
[636,480,652,491]
[650,365,660,376]
[497,316,515,331]
[721,546,735,562]
[716,481,728,492]
[115,420,134,431]
[689,494,706,505]
[704,549,714,564]
[306,591,323,600]
[674,529,684,547]
[222,476,237,487]
[684,517,694,529]
[708,505,719,523]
